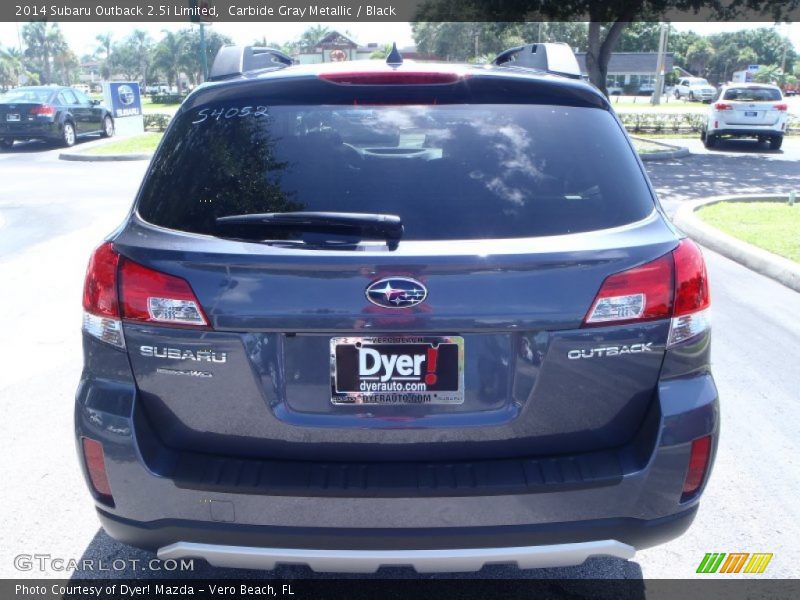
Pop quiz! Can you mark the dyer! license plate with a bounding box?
[330,336,464,405]
[6,113,20,122]
[744,111,758,117]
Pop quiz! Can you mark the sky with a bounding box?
[0,21,796,59]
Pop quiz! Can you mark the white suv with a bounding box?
[674,77,716,102]
[701,84,788,150]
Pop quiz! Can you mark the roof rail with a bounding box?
[209,46,295,82]
[492,43,581,80]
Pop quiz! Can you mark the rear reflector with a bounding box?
[82,242,125,348]
[120,258,208,326]
[681,435,712,502]
[583,239,710,347]
[584,254,673,326]
[82,437,114,505]
[319,71,461,85]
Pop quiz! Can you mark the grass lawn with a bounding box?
[697,201,800,263]
[631,138,672,154]
[141,96,180,115]
[83,132,163,155]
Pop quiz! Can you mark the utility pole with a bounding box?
[199,22,208,81]
[651,23,669,106]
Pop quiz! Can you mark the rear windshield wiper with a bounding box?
[216,212,403,247]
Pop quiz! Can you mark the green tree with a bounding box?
[153,31,185,89]
[298,25,331,50]
[0,46,24,89]
[22,22,67,84]
[685,38,715,77]
[754,64,797,87]
[414,1,800,96]
[96,32,113,79]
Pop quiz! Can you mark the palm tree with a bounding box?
[96,32,113,79]
[153,31,185,90]
[299,25,331,50]
[129,30,153,89]
[22,22,66,84]
[0,46,24,89]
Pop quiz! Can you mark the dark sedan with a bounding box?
[0,86,114,149]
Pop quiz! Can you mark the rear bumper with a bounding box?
[0,120,59,140]
[76,337,719,570]
[709,127,783,137]
[99,504,695,558]
[156,540,636,573]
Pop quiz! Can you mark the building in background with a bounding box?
[575,52,675,94]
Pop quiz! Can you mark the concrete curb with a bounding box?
[631,136,691,161]
[673,194,800,293]
[59,152,152,162]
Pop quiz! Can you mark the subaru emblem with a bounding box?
[366,277,427,309]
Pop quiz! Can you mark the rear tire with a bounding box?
[0,139,13,151]
[101,115,114,138]
[704,133,717,149]
[62,122,76,147]
[769,135,783,150]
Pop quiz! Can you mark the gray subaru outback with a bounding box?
[76,43,717,573]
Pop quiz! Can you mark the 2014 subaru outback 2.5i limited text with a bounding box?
[76,43,717,573]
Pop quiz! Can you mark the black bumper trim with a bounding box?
[97,505,697,553]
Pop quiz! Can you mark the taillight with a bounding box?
[583,254,673,326]
[583,239,710,347]
[82,242,209,347]
[774,103,788,111]
[29,104,56,117]
[713,102,732,111]
[319,71,461,85]
[82,242,124,348]
[119,258,208,326]
[668,239,710,346]
[681,435,712,502]
[82,437,114,505]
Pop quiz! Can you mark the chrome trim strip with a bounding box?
[158,540,635,573]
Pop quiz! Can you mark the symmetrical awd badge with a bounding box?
[366,277,427,309]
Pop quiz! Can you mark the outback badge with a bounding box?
[366,277,427,309]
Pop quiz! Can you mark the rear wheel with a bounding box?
[704,133,717,149]
[0,139,13,150]
[62,122,76,147]
[769,135,783,150]
[101,115,114,138]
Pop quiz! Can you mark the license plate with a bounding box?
[6,113,20,122]
[744,111,758,117]
[330,336,464,405]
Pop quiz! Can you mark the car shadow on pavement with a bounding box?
[646,146,800,208]
[707,139,783,154]
[69,528,645,588]
[0,137,101,154]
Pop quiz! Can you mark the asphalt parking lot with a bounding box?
[0,137,798,581]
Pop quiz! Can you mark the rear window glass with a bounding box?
[723,87,782,102]
[137,104,654,241]
[0,88,52,103]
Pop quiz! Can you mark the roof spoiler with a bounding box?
[209,46,295,81]
[492,43,581,80]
